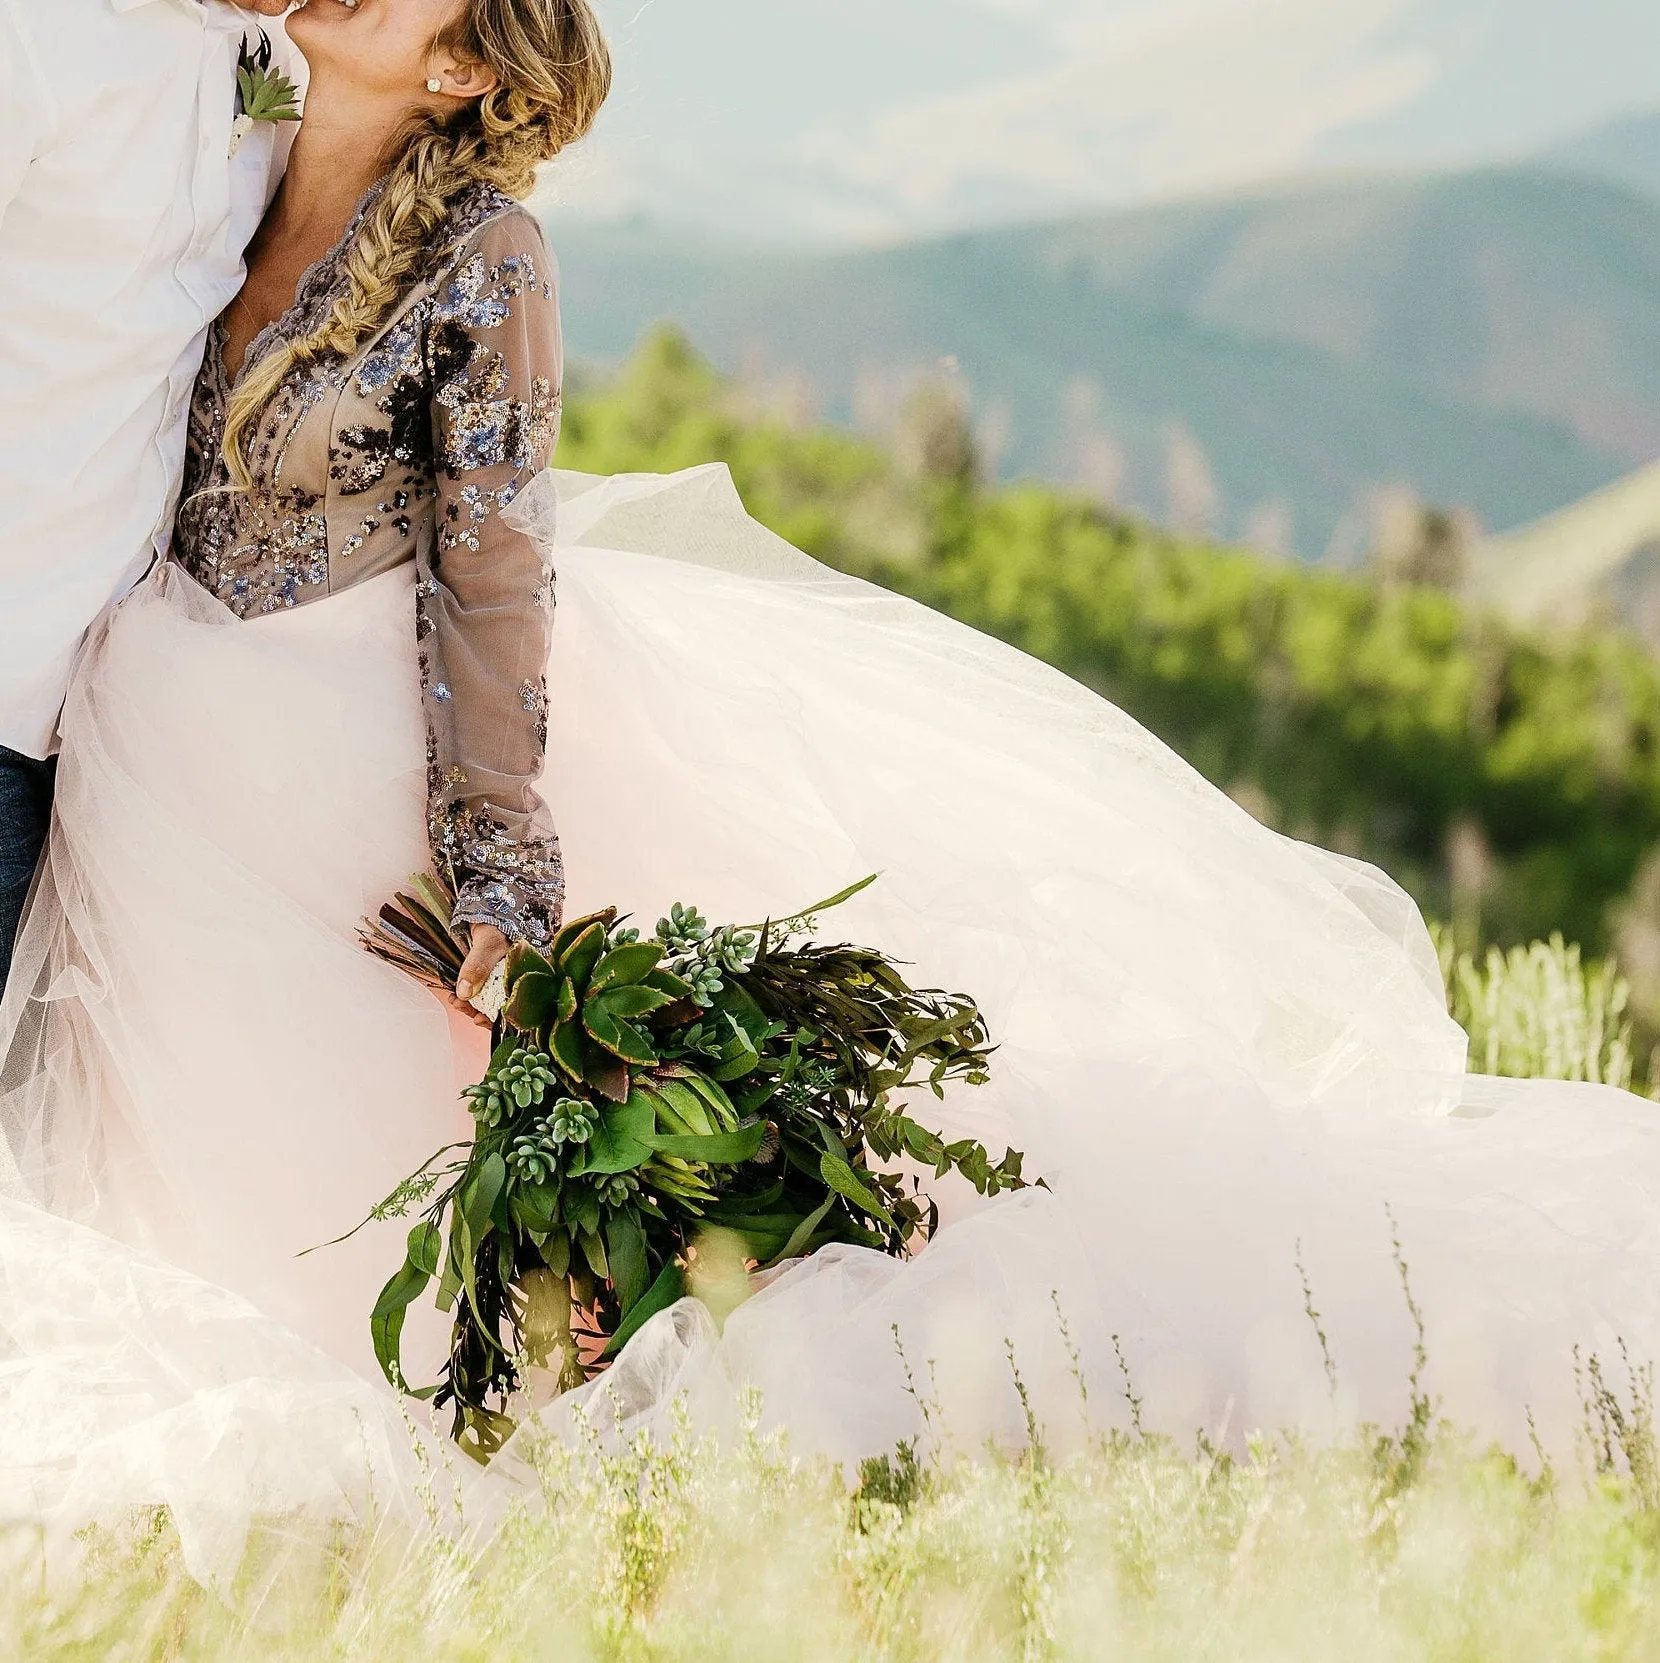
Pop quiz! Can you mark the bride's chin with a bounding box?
[287,4,357,59]
[289,0,360,35]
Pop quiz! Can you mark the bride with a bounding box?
[4,0,1660,1589]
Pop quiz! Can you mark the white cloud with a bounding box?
[799,0,1438,228]
[554,0,1658,242]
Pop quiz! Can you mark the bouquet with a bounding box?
[350,873,1031,1459]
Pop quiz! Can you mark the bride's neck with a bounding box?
[273,83,417,241]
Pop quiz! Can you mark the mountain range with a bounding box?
[548,141,1660,561]
[1543,110,1660,207]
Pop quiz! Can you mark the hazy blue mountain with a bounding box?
[548,166,1660,557]
[1541,111,1660,205]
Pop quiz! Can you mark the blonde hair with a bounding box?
[221,0,611,491]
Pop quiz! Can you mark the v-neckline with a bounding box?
[219,179,385,394]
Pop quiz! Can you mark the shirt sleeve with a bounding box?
[417,211,565,945]
[0,5,44,222]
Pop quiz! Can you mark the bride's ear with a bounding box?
[427,54,499,102]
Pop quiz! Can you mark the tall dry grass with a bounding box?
[10,936,1660,1659]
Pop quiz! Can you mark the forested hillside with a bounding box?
[559,330,1660,990]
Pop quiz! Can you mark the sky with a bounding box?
[537,0,1660,242]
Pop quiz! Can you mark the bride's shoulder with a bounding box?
[422,186,555,299]
[434,187,548,263]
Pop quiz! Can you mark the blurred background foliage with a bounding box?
[559,328,1660,1050]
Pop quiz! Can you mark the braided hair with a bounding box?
[220,0,611,491]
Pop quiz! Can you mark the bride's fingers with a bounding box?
[455,925,510,1003]
[436,987,492,1029]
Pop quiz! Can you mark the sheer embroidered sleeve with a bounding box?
[416,211,565,945]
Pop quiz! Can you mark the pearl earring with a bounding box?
[426,77,443,93]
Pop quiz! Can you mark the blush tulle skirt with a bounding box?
[3,465,1659,1585]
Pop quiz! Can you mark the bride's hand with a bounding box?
[221,0,292,14]
[446,925,510,1030]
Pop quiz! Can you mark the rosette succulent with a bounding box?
[463,1045,558,1129]
[589,1171,641,1208]
[546,1096,600,1147]
[500,909,698,1104]
[654,903,709,955]
[507,1132,558,1186]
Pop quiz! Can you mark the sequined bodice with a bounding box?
[172,181,565,945]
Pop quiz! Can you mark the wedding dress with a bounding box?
[4,175,1659,1584]
[4,452,1660,1586]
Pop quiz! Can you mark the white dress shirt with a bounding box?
[0,0,290,758]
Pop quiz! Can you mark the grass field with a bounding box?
[8,938,1660,1661]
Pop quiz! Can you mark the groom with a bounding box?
[0,0,293,992]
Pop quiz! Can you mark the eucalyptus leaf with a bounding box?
[582,1102,655,1175]
[704,1181,785,1219]
[578,1227,609,1280]
[539,1230,572,1277]
[819,1152,895,1226]
[406,1220,442,1279]
[461,1153,507,1241]
[510,1184,558,1234]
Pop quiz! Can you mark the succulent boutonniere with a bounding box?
[230,29,302,158]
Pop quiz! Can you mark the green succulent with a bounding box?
[507,1134,558,1186]
[706,924,760,975]
[652,914,760,1009]
[546,1097,600,1147]
[589,1171,641,1208]
[655,902,709,955]
[500,909,696,1103]
[500,1053,557,1109]
[683,962,726,1009]
[463,1045,557,1128]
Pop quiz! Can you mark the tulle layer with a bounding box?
[2,465,1658,1584]
[0,563,477,1582]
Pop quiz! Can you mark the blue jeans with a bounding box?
[0,745,55,996]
